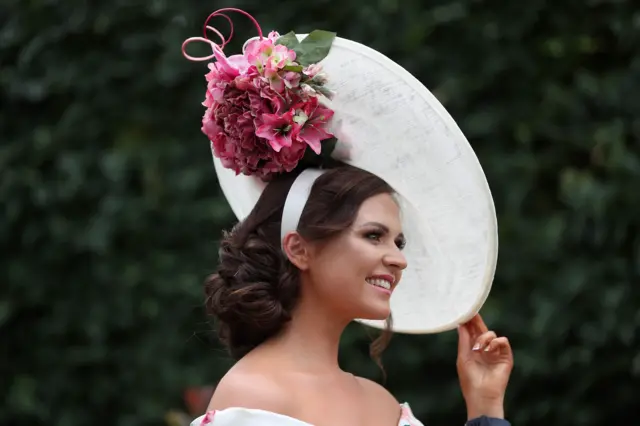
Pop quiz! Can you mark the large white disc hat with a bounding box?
[183,8,498,334]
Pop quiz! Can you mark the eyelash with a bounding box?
[364,231,406,250]
[365,231,383,241]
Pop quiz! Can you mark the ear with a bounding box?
[282,231,311,270]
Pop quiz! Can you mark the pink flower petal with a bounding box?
[212,46,240,78]
[296,124,331,154]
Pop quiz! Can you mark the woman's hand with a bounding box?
[456,314,514,420]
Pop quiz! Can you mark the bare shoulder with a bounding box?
[208,367,292,415]
[355,376,400,407]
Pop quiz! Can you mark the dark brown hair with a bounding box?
[205,165,395,368]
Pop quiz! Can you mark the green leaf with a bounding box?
[319,137,338,160]
[294,30,336,66]
[299,137,340,168]
[309,83,334,99]
[283,65,303,72]
[275,31,300,49]
[301,146,322,167]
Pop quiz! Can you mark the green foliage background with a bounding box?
[2,0,638,425]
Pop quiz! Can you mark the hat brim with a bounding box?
[214,35,498,334]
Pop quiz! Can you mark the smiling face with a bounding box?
[302,193,408,322]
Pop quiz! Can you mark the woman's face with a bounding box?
[305,193,408,322]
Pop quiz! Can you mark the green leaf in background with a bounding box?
[283,64,303,72]
[294,30,336,66]
[276,31,300,50]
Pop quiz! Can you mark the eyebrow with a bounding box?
[360,221,405,240]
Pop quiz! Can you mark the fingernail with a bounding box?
[472,343,481,351]
[484,346,491,352]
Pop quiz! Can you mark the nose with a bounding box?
[383,248,408,271]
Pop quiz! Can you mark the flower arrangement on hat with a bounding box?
[197,28,338,180]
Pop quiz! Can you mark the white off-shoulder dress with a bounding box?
[191,403,424,426]
[190,403,511,426]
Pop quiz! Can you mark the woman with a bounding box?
[182,8,512,426]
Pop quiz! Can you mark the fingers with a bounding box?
[472,330,497,352]
[458,314,490,358]
[458,314,512,360]
[468,313,489,335]
[483,336,512,356]
[457,322,472,354]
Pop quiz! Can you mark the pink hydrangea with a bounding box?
[199,31,335,180]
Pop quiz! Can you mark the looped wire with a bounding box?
[182,8,264,62]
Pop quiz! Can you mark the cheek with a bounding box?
[313,255,353,284]
[309,248,362,292]
[308,236,382,290]
[318,242,375,282]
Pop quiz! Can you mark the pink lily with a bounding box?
[255,110,296,152]
[292,98,334,154]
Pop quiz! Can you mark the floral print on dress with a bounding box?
[400,403,425,426]
[200,410,215,425]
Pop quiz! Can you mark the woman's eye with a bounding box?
[365,231,383,241]
[364,230,405,249]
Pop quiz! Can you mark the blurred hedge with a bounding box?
[2,0,638,425]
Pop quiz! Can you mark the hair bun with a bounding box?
[205,226,300,359]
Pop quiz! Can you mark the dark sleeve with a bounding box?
[465,416,511,426]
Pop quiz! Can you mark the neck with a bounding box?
[264,287,350,373]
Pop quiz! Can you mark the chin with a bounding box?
[354,303,391,321]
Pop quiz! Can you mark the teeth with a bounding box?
[366,278,391,290]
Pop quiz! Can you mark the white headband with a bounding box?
[280,168,327,248]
